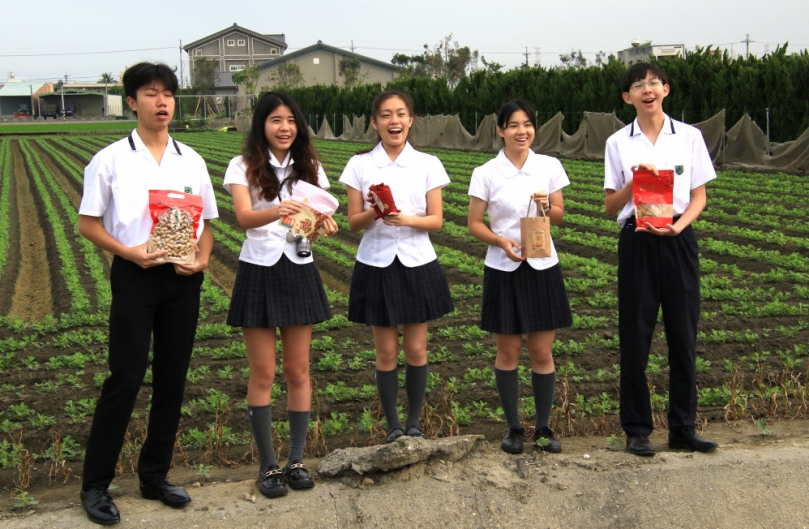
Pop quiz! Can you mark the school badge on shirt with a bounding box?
[184,186,193,194]
[674,165,684,175]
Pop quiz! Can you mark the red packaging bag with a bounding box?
[632,169,674,228]
[368,183,400,219]
[278,180,339,242]
[147,189,203,264]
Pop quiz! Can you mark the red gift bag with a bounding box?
[632,169,674,228]
[368,183,400,219]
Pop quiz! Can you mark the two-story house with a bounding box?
[184,23,288,95]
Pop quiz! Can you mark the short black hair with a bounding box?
[621,63,669,93]
[496,98,536,130]
[123,62,178,101]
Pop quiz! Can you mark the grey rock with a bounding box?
[317,435,487,476]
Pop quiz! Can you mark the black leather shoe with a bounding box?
[533,426,562,453]
[139,476,191,508]
[283,461,315,490]
[80,487,120,525]
[405,425,427,439]
[501,427,524,454]
[386,427,404,443]
[668,427,719,452]
[626,436,656,456]
[258,465,288,498]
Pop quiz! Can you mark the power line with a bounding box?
[0,46,175,58]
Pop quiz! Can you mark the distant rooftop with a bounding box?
[0,83,46,96]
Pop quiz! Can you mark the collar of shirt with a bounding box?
[269,150,293,169]
[128,129,182,157]
[495,148,541,179]
[371,141,415,168]
[629,114,676,142]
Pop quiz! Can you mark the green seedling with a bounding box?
[12,489,38,510]
[756,419,775,440]
[606,434,624,450]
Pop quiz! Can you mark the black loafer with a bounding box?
[533,426,562,453]
[80,487,120,525]
[386,427,404,443]
[405,425,427,439]
[668,427,719,452]
[626,436,656,457]
[283,461,315,490]
[501,427,525,454]
[139,476,191,508]
[258,465,288,498]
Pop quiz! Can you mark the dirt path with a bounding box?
[8,142,53,319]
[2,420,808,528]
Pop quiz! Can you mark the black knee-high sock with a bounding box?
[287,410,310,463]
[494,367,521,430]
[375,368,401,432]
[248,405,277,473]
[405,363,428,430]
[532,371,556,431]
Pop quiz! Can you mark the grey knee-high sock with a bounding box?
[287,410,310,463]
[405,363,428,430]
[248,405,277,473]
[375,368,401,432]
[532,371,556,431]
[494,367,521,430]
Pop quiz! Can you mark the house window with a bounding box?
[237,39,246,46]
[229,65,245,71]
[195,49,202,56]
[227,39,236,46]
[270,48,278,55]
[313,57,320,65]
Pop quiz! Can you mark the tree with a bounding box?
[481,56,504,74]
[338,57,366,89]
[558,49,588,70]
[391,34,479,87]
[192,57,218,94]
[232,66,260,94]
[98,72,116,84]
[265,62,305,90]
[392,53,431,79]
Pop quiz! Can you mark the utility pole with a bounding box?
[351,40,355,53]
[179,39,185,89]
[61,74,67,120]
[742,33,754,60]
[525,46,529,67]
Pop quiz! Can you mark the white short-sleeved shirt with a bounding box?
[223,152,330,267]
[338,142,450,268]
[79,130,218,246]
[604,115,717,226]
[468,149,570,272]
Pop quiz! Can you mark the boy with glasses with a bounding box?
[603,63,718,457]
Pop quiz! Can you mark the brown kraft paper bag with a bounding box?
[520,198,552,258]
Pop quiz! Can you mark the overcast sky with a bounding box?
[2,0,807,85]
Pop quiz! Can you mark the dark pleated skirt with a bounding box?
[481,262,572,335]
[348,257,453,327]
[226,256,331,328]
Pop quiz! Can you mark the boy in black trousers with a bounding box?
[604,63,718,457]
[77,62,218,524]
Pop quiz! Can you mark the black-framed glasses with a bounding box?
[630,79,663,91]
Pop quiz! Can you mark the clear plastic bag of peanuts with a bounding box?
[147,190,203,264]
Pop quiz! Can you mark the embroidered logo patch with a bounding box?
[675,165,684,175]
[184,186,192,194]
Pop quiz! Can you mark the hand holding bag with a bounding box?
[520,197,552,258]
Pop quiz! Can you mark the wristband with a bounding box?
[494,235,500,247]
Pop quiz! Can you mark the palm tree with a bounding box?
[98,73,116,84]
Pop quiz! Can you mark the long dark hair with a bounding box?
[356,90,415,155]
[242,92,321,201]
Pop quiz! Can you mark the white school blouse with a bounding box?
[79,129,218,246]
[223,152,330,267]
[468,149,570,272]
[338,142,450,268]
[604,115,717,227]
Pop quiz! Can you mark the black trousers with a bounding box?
[618,219,700,437]
[82,257,203,489]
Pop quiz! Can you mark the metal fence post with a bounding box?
[203,97,207,119]
[681,110,685,123]
[474,111,478,134]
[766,107,770,154]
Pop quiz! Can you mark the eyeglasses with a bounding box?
[630,79,663,91]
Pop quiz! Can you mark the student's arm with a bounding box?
[640,184,706,236]
[346,186,377,232]
[382,187,443,232]
[230,184,300,229]
[468,196,525,262]
[78,214,168,268]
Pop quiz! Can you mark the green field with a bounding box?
[0,121,138,134]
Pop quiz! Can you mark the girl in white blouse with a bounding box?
[339,90,453,443]
[224,92,337,497]
[467,99,572,455]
